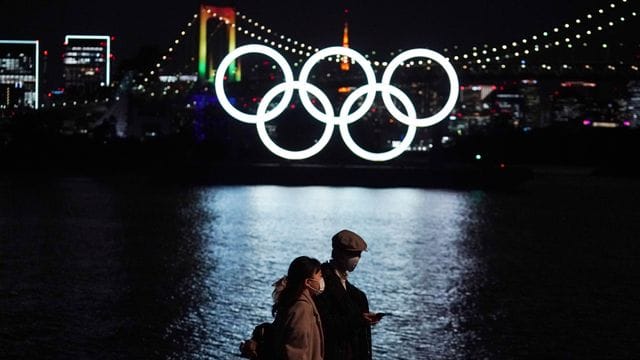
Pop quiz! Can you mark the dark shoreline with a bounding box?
[5,159,640,190]
[2,125,639,188]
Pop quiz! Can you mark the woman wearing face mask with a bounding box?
[272,256,325,360]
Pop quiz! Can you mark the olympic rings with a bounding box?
[299,47,377,125]
[256,81,335,160]
[339,83,417,162]
[215,45,295,124]
[215,44,459,161]
[381,48,459,127]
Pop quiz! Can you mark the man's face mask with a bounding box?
[344,255,360,272]
[335,250,363,272]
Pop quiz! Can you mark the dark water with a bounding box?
[1,174,639,359]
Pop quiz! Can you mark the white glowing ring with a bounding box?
[215,45,460,161]
[381,48,460,127]
[339,83,417,162]
[214,44,295,124]
[256,81,335,160]
[298,47,377,125]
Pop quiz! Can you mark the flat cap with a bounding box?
[332,229,368,252]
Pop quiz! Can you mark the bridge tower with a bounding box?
[198,5,240,83]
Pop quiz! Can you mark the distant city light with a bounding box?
[0,40,39,109]
[64,35,111,86]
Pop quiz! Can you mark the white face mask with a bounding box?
[307,278,325,295]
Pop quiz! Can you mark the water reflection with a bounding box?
[3,177,638,358]
[183,186,480,359]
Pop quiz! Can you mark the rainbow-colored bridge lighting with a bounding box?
[199,5,239,83]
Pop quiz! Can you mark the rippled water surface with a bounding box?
[1,175,639,359]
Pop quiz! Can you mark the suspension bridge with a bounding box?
[23,1,640,163]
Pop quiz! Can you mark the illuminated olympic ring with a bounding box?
[215,44,459,161]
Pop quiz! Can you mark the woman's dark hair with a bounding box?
[272,256,321,317]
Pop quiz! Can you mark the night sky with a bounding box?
[0,0,635,76]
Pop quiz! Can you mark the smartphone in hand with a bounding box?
[373,312,391,321]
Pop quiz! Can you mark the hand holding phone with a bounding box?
[363,312,391,325]
[375,312,393,321]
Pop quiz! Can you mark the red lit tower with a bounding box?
[341,9,350,71]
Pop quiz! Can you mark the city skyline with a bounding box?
[1,0,638,142]
[1,0,634,63]
[2,6,638,358]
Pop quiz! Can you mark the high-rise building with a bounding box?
[62,35,111,94]
[627,81,640,128]
[0,40,39,111]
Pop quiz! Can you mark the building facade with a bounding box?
[0,40,39,111]
[62,35,110,95]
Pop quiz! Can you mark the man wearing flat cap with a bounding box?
[315,229,379,360]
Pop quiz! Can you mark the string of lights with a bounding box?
[231,0,637,73]
[31,1,639,113]
[357,0,638,72]
[450,0,637,68]
[41,11,201,107]
[39,97,114,109]
[234,10,395,69]
[234,11,321,67]
[147,14,200,78]
[83,0,639,107]
[234,10,415,69]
